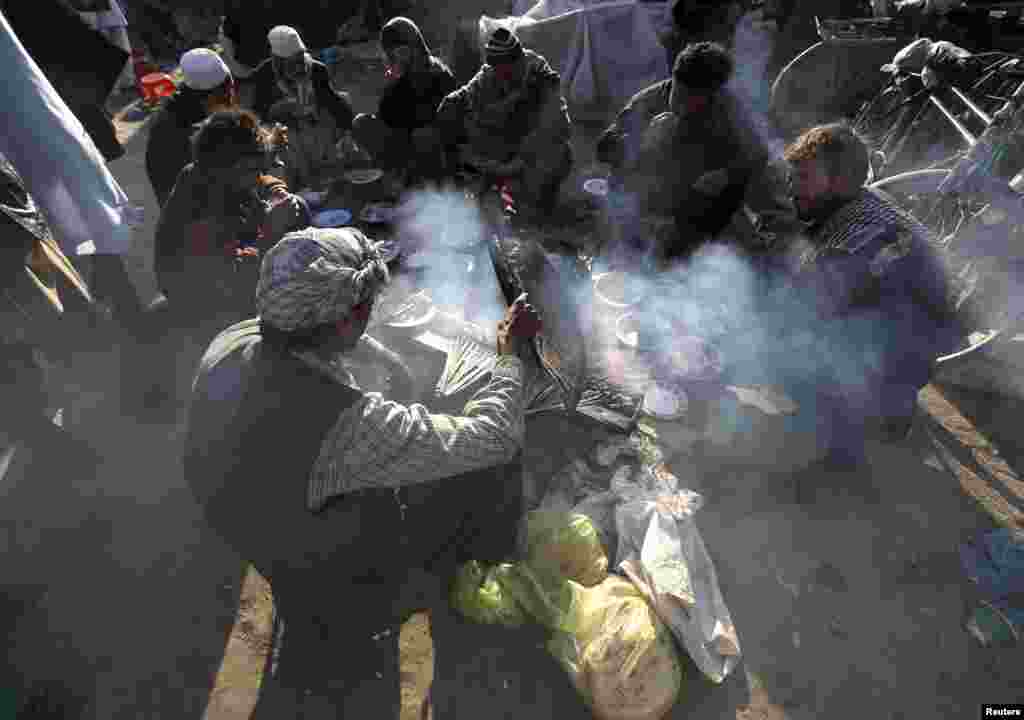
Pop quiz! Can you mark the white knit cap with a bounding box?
[268,25,307,58]
[180,48,231,91]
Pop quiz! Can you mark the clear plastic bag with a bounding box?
[537,434,742,683]
[615,493,741,684]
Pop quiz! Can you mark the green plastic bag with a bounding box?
[450,560,579,631]
[450,560,529,627]
[520,510,610,588]
[451,562,684,720]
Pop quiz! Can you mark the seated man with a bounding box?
[437,27,573,218]
[596,41,770,266]
[133,110,308,421]
[351,17,457,186]
[183,227,540,717]
[779,123,962,472]
[145,48,238,208]
[249,25,355,190]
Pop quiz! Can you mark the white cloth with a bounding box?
[268,25,306,58]
[0,10,136,256]
[181,48,231,90]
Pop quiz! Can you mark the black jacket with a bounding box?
[379,57,457,132]
[248,58,354,130]
[144,89,209,207]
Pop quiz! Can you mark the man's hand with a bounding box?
[640,112,680,156]
[263,194,306,244]
[497,294,542,357]
[268,123,290,150]
[693,168,731,196]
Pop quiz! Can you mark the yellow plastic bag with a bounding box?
[548,575,683,720]
[451,562,683,720]
[520,509,609,588]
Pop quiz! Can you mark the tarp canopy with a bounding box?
[478,0,671,114]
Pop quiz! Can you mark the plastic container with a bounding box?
[140,73,177,105]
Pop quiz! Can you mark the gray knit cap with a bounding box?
[485,27,523,64]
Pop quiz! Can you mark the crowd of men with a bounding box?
[1,4,968,717]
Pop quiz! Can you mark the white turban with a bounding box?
[180,48,232,91]
[268,25,307,59]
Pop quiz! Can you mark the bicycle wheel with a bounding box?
[852,79,905,146]
[870,168,1024,365]
[853,80,926,177]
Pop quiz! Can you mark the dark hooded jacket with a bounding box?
[377,17,457,132]
[145,87,213,207]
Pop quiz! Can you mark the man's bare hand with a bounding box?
[497,293,542,357]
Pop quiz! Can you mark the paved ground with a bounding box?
[3,17,1023,720]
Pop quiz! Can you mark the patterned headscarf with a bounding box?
[256,227,389,332]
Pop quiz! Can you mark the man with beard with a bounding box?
[351,17,456,187]
[437,27,573,220]
[249,25,354,190]
[597,41,769,266]
[145,48,239,208]
[779,123,961,477]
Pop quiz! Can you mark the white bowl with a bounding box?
[594,272,646,310]
[616,311,640,349]
[387,305,437,329]
[583,177,609,197]
[641,382,689,421]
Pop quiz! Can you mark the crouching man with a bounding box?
[781,123,962,473]
[183,227,540,716]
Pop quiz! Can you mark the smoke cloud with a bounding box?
[395,185,506,339]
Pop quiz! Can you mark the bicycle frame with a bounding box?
[862,57,1024,176]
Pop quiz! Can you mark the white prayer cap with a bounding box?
[268,25,307,58]
[180,48,231,91]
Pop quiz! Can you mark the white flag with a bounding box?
[0,9,134,257]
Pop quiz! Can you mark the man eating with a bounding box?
[249,25,354,190]
[437,27,573,220]
[597,41,770,266]
[351,17,457,187]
